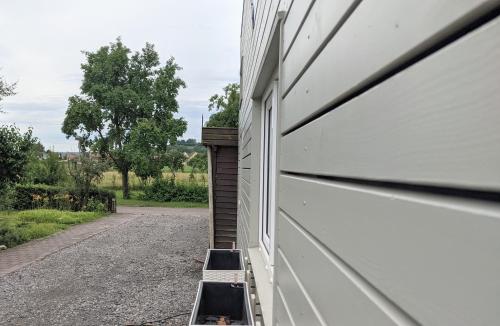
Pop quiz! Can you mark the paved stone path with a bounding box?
[0,206,209,326]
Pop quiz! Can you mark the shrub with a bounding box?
[0,184,16,210]
[24,151,67,185]
[83,198,106,213]
[13,184,116,212]
[0,125,37,192]
[142,178,208,202]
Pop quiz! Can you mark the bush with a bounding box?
[13,184,116,212]
[24,152,67,185]
[142,178,208,202]
[0,184,16,210]
[83,198,106,213]
[0,125,37,193]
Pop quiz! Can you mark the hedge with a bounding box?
[142,178,208,203]
[14,184,116,212]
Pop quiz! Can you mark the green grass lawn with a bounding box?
[0,209,106,248]
[115,190,208,208]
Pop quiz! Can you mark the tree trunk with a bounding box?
[122,169,130,199]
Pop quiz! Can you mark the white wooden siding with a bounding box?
[275,251,323,325]
[282,0,358,92]
[282,15,500,191]
[239,0,282,261]
[240,167,251,184]
[280,174,500,326]
[281,0,500,133]
[275,287,294,326]
[282,0,313,55]
[239,0,500,325]
[277,212,401,325]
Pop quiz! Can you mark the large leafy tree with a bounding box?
[206,83,240,128]
[0,72,16,111]
[62,39,187,198]
[126,114,187,183]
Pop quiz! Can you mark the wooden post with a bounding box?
[207,147,215,248]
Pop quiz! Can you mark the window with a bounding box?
[259,82,277,255]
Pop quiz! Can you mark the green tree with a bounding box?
[127,120,165,183]
[30,141,45,158]
[182,138,197,146]
[206,83,240,128]
[0,72,16,111]
[164,149,185,179]
[67,147,109,209]
[187,153,208,174]
[0,126,36,192]
[25,151,67,185]
[62,38,187,198]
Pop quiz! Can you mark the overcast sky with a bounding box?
[0,0,242,152]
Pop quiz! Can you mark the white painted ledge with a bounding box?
[248,247,273,326]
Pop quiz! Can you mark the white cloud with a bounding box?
[0,0,242,151]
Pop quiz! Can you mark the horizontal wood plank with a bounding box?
[217,208,237,215]
[241,154,252,169]
[240,168,251,184]
[215,157,239,164]
[215,230,237,237]
[278,212,399,325]
[279,174,500,326]
[282,0,314,55]
[215,162,237,170]
[214,174,237,181]
[240,178,251,200]
[215,235,237,241]
[281,0,499,132]
[216,168,238,175]
[241,142,251,161]
[215,202,236,209]
[275,249,323,325]
[215,242,235,249]
[216,180,237,188]
[216,219,237,226]
[282,0,356,92]
[275,287,294,326]
[216,193,237,200]
[282,15,500,191]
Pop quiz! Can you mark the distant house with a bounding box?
[238,1,500,325]
[184,151,198,161]
[65,153,79,161]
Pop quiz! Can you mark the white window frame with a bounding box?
[259,80,278,265]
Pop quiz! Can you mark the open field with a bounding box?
[97,170,208,190]
[114,190,208,208]
[0,209,106,248]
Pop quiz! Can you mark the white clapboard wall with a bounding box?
[239,0,500,325]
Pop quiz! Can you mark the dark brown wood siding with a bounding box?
[202,127,239,249]
[202,128,238,147]
[212,145,238,249]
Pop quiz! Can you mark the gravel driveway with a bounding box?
[0,206,209,326]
